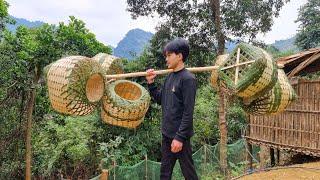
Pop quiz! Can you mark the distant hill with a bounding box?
[6,16,45,32]
[113,28,153,60]
[271,36,298,52]
[225,37,297,53]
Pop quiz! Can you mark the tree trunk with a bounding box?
[25,67,40,180]
[218,84,228,175]
[209,0,225,55]
[211,0,228,174]
[25,84,36,180]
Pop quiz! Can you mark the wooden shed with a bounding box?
[245,48,320,158]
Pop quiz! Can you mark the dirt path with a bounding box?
[239,161,320,180]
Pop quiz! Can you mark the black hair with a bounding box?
[163,38,190,62]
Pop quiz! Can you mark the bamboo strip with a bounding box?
[235,48,241,85]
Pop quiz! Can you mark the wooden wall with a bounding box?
[246,79,320,157]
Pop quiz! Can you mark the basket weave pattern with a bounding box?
[47,56,105,115]
[219,43,277,101]
[101,80,151,128]
[244,69,297,115]
[93,53,124,75]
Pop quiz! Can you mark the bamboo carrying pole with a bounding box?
[104,60,255,79]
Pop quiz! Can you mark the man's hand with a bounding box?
[146,69,157,84]
[171,139,183,153]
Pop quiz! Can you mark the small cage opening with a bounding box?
[114,82,142,101]
[86,73,104,102]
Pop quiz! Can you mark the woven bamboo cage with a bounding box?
[93,53,124,75]
[218,43,278,101]
[244,68,297,115]
[101,80,151,129]
[47,56,105,115]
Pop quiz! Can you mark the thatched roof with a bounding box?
[277,48,320,78]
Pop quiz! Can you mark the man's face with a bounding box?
[165,52,182,69]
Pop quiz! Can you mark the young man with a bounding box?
[146,38,198,180]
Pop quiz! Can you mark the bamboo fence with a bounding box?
[246,78,320,157]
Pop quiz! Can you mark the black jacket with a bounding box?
[148,68,197,142]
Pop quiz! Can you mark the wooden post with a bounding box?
[25,86,36,180]
[100,169,108,180]
[204,144,207,175]
[145,155,148,180]
[246,142,253,171]
[113,160,116,180]
[25,67,40,180]
[276,149,280,165]
[259,145,269,168]
[270,148,275,167]
[218,84,228,175]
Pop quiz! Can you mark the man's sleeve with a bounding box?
[174,78,197,143]
[148,83,162,105]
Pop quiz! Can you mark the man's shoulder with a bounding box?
[182,69,196,81]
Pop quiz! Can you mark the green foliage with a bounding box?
[228,161,247,177]
[0,0,14,36]
[193,85,220,146]
[193,85,247,147]
[96,110,162,167]
[99,136,124,168]
[221,0,289,40]
[0,31,31,179]
[226,103,247,142]
[31,107,163,178]
[295,0,320,50]
[267,47,296,59]
[56,16,112,57]
[126,0,289,44]
[0,16,112,179]
[33,114,98,178]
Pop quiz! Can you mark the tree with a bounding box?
[0,0,14,36]
[56,16,112,57]
[295,0,320,50]
[127,0,289,55]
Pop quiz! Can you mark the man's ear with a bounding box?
[178,53,183,61]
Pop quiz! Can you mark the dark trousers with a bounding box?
[160,135,198,180]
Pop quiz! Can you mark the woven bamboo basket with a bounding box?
[244,68,297,115]
[93,53,124,75]
[101,80,151,128]
[219,43,278,101]
[47,56,105,115]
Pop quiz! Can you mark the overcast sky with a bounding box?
[7,0,307,47]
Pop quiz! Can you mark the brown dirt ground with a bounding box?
[239,161,320,180]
